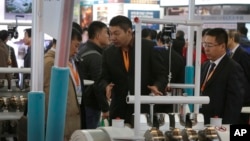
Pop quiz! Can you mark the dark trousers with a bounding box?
[85,106,101,129]
[80,104,86,129]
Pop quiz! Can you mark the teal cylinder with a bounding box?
[185,66,194,112]
[28,92,45,141]
[45,67,69,141]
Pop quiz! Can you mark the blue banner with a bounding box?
[128,10,160,30]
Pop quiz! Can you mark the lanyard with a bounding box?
[68,61,80,87]
[201,65,215,92]
[122,51,129,72]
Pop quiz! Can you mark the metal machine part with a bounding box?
[0,97,4,112]
[131,113,170,136]
[181,128,198,141]
[170,113,204,131]
[198,126,220,141]
[165,128,183,141]
[180,113,198,128]
[8,96,18,112]
[0,95,27,112]
[144,127,166,141]
[71,127,135,141]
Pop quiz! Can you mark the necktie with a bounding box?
[207,63,216,78]
[229,52,234,58]
[201,63,216,92]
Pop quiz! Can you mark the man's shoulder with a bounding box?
[141,38,156,46]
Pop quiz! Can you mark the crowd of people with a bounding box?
[1,15,250,141]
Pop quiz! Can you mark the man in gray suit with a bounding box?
[227,29,250,124]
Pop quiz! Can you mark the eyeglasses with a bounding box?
[202,42,221,48]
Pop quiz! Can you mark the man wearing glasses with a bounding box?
[200,28,247,125]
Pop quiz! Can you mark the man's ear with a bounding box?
[127,28,133,35]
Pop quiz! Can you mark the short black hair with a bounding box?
[206,28,228,46]
[88,21,107,39]
[73,22,83,35]
[53,22,82,43]
[238,26,248,36]
[156,31,165,44]
[141,28,152,38]
[202,28,211,37]
[151,29,157,40]
[176,30,185,39]
[0,30,8,41]
[72,22,82,41]
[24,28,32,37]
[109,15,132,32]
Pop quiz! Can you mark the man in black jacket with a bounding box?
[77,21,110,129]
[22,28,32,87]
[227,29,250,124]
[97,15,167,125]
[200,28,246,124]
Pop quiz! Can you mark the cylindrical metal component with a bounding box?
[0,67,31,73]
[127,96,209,104]
[169,83,195,89]
[71,129,109,141]
[139,18,203,26]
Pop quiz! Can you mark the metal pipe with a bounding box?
[28,0,45,141]
[194,26,203,113]
[54,0,73,67]
[186,0,195,66]
[127,95,209,104]
[0,22,32,26]
[0,67,31,73]
[31,0,44,91]
[134,17,142,138]
[139,18,202,26]
[169,83,195,88]
[45,0,74,141]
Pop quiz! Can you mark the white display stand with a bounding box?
[0,112,23,120]
[241,107,250,114]
[131,17,205,140]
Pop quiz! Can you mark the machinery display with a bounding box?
[70,17,230,141]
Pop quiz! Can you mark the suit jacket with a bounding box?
[153,47,185,113]
[172,37,185,56]
[44,49,80,140]
[7,45,19,79]
[155,47,185,83]
[0,40,9,79]
[98,39,167,124]
[232,46,250,106]
[200,55,246,124]
[23,47,31,80]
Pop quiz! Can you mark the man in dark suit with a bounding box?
[200,28,247,124]
[23,28,32,81]
[153,31,185,113]
[172,30,185,57]
[227,29,250,124]
[97,15,167,125]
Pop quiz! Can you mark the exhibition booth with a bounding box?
[0,0,250,140]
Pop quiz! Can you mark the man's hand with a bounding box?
[7,58,12,66]
[106,83,114,101]
[147,85,163,96]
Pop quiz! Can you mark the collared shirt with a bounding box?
[229,44,239,57]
